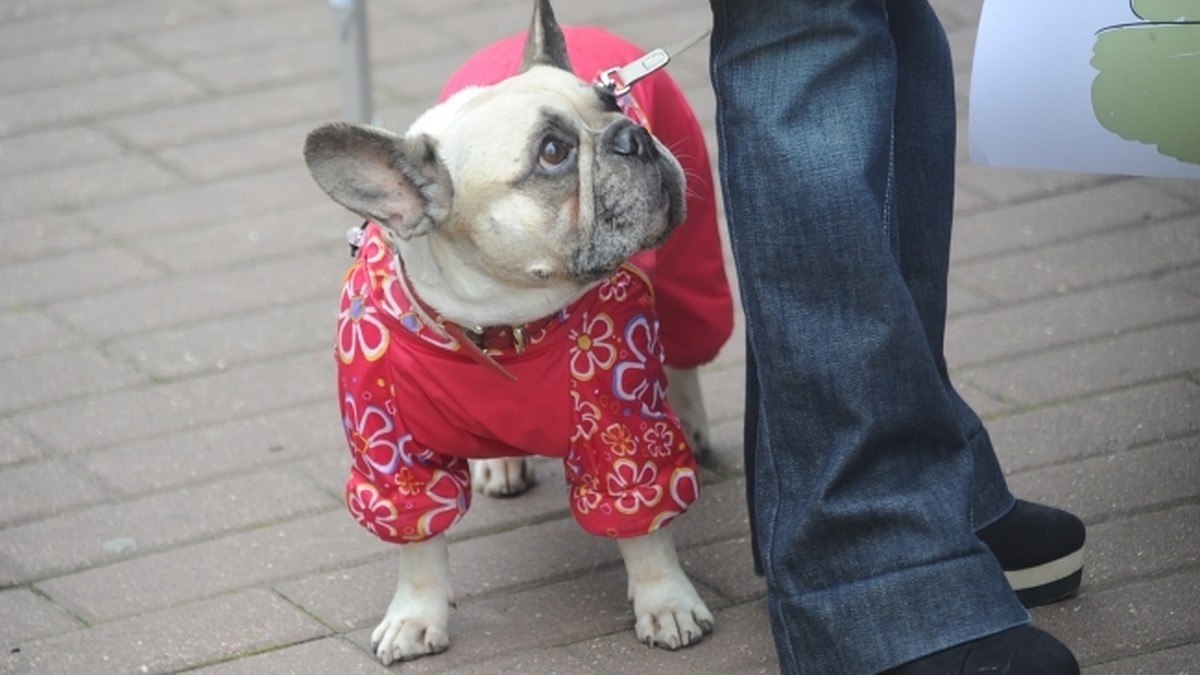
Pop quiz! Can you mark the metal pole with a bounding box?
[330,0,374,124]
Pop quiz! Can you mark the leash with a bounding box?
[597,28,711,96]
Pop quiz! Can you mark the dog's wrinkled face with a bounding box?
[305,0,688,326]
[423,66,686,286]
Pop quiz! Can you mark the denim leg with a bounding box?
[885,0,1014,530]
[710,0,1028,672]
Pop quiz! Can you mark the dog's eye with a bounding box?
[538,137,574,170]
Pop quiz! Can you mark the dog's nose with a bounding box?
[607,121,656,159]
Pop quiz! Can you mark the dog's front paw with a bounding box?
[370,588,452,665]
[471,457,535,497]
[629,572,715,650]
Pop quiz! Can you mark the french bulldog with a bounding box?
[304,0,717,664]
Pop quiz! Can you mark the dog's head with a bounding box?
[304,0,686,317]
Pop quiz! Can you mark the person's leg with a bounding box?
[709,0,1029,672]
[885,2,1086,607]
[885,0,1013,529]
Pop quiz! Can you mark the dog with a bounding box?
[304,0,731,664]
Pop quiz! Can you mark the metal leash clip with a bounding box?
[598,27,711,96]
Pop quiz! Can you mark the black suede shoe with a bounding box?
[881,626,1079,675]
[977,500,1086,607]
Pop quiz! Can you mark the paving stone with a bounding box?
[0,245,162,307]
[0,69,205,137]
[423,648,604,675]
[82,400,343,497]
[374,52,491,106]
[954,380,1017,420]
[0,0,125,22]
[124,201,348,275]
[1031,571,1200,667]
[101,80,341,150]
[427,3,539,48]
[0,0,219,59]
[9,351,332,455]
[0,154,183,220]
[952,185,993,216]
[2,588,328,675]
[1150,178,1200,206]
[127,5,333,63]
[179,43,339,94]
[949,180,1193,263]
[0,468,335,586]
[1088,642,1200,675]
[954,163,1108,207]
[705,416,747,475]
[960,320,1200,408]
[0,588,82,646]
[0,214,103,264]
[0,347,145,414]
[698,360,746,424]
[0,308,81,360]
[0,42,147,94]
[946,278,1200,368]
[0,421,44,466]
[565,599,777,674]
[290,443,359,504]
[273,556,396,633]
[0,458,109,528]
[448,518,623,600]
[988,380,1200,473]
[1160,266,1200,298]
[953,215,1200,304]
[0,126,127,178]
[188,637,389,675]
[38,509,378,623]
[341,568,646,673]
[670,477,752,550]
[155,119,320,182]
[48,252,343,341]
[1083,504,1200,592]
[106,298,332,380]
[1006,437,1200,525]
[680,535,765,603]
[77,165,324,239]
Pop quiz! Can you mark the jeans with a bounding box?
[708,1,1030,672]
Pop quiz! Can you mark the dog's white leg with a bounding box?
[617,528,714,649]
[665,366,712,458]
[471,457,535,497]
[371,534,455,665]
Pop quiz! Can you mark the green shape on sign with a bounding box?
[1131,0,1200,22]
[1091,22,1200,165]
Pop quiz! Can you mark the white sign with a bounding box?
[969,0,1200,179]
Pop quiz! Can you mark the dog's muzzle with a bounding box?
[603,119,659,161]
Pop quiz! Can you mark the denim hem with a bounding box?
[768,551,1030,675]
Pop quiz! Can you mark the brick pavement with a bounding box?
[1,0,1197,673]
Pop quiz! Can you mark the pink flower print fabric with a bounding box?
[337,224,698,544]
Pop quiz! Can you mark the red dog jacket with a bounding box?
[340,224,699,543]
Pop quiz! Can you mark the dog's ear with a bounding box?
[304,122,452,240]
[520,0,571,73]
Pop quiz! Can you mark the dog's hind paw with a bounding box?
[471,457,535,497]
